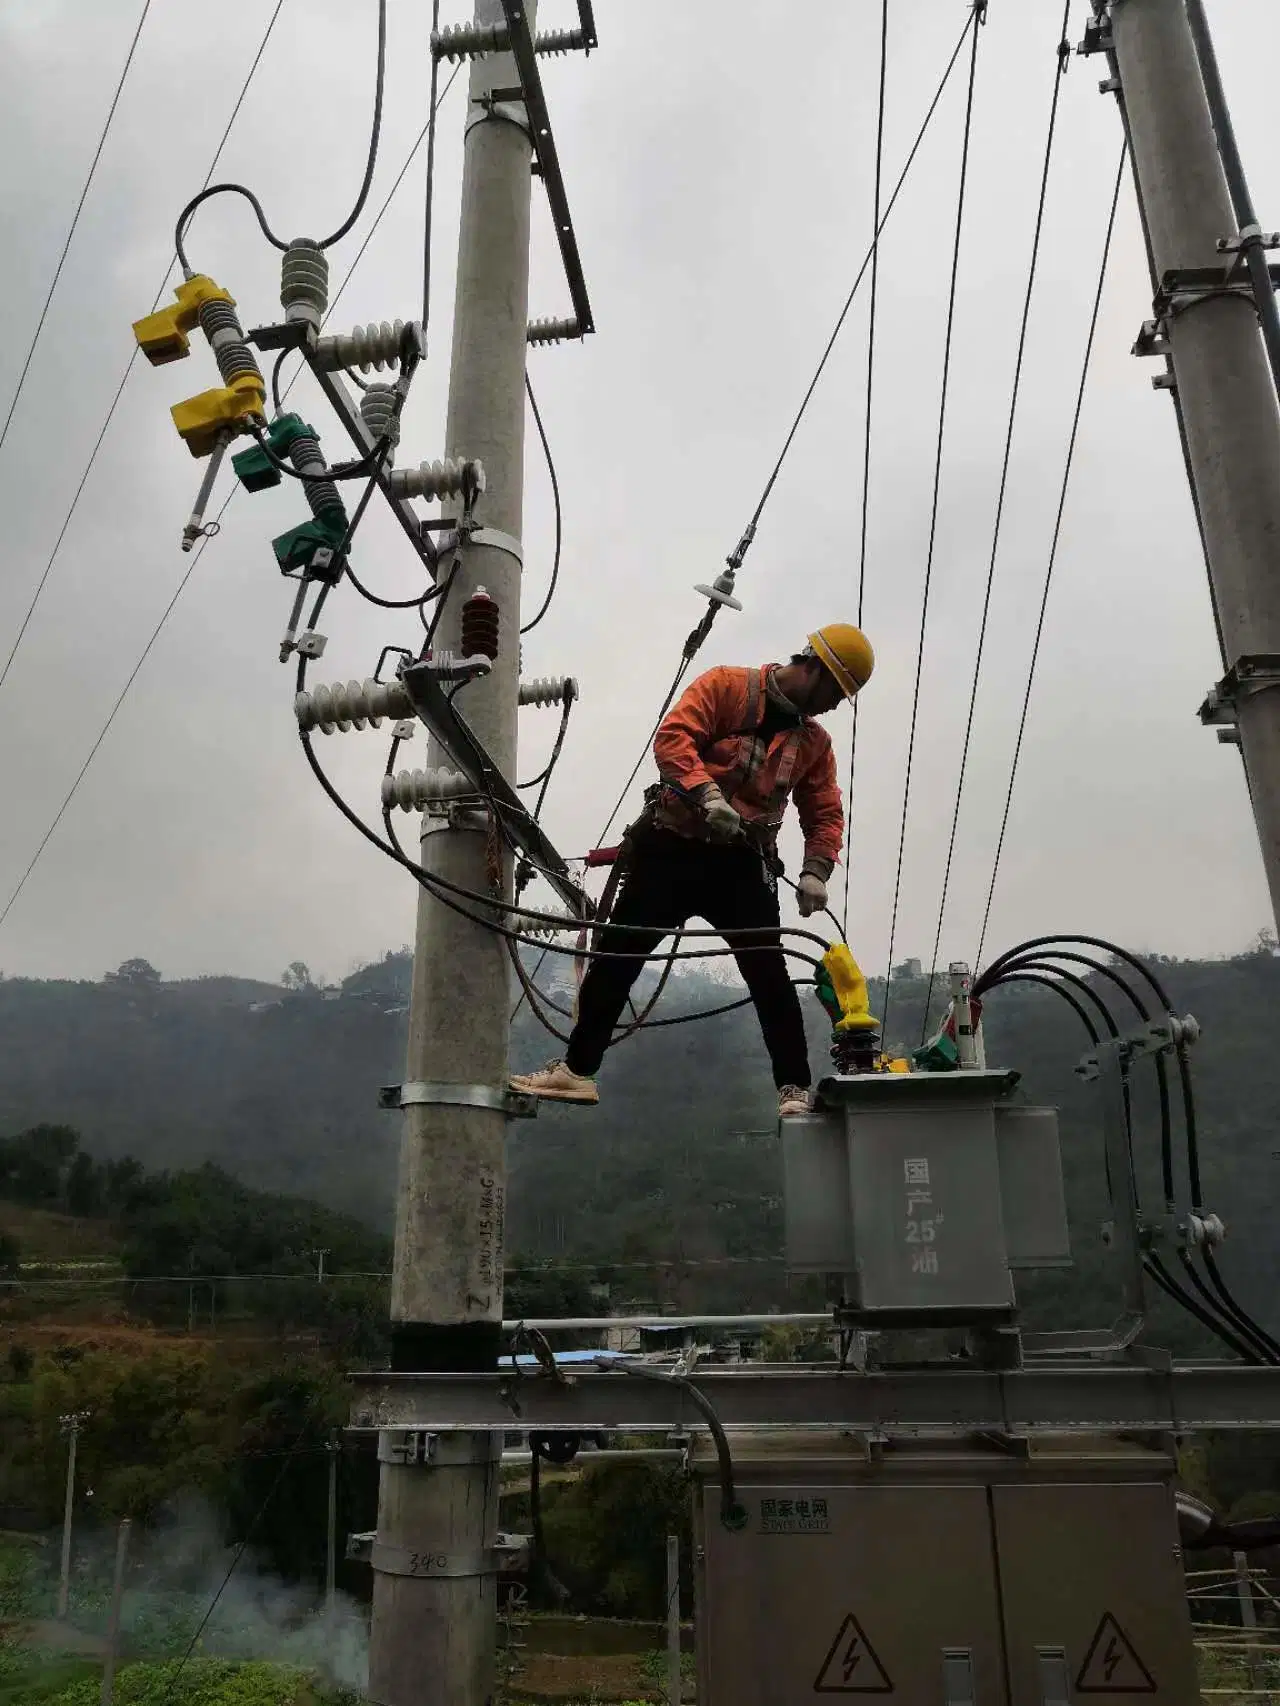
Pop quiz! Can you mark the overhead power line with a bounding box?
[594,7,979,858]
[0,0,154,465]
[974,143,1129,970]
[0,0,290,697]
[842,0,889,934]
[882,3,984,1038]
[0,53,464,935]
[920,4,1073,1038]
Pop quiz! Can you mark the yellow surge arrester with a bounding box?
[821,944,880,1034]
[133,276,266,457]
[133,275,230,366]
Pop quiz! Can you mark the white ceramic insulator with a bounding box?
[526,316,583,346]
[518,676,577,708]
[295,677,414,735]
[313,320,418,375]
[518,910,581,938]
[381,767,472,811]
[388,458,485,502]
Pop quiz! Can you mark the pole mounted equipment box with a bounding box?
[782,1070,1069,1320]
[691,1432,1198,1705]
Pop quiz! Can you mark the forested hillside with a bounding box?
[0,945,1278,1338]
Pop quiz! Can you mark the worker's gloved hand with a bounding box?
[797,872,828,917]
[698,785,742,843]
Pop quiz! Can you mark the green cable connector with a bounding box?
[271,515,348,582]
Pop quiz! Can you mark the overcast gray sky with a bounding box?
[0,0,1274,987]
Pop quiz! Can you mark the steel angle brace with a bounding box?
[379,1080,538,1119]
[398,658,589,917]
[247,320,438,575]
[496,0,595,336]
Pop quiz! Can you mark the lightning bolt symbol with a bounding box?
[843,1638,862,1683]
[1104,1636,1122,1682]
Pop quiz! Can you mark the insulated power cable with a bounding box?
[0,0,290,697]
[842,0,889,935]
[973,143,1127,969]
[520,375,562,635]
[0,63,463,934]
[881,4,984,1041]
[596,5,980,856]
[0,0,154,464]
[173,0,388,269]
[920,5,1072,1037]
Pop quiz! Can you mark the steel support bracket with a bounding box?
[1132,318,1170,358]
[1153,262,1280,319]
[1199,655,1280,728]
[397,658,590,916]
[378,1080,538,1119]
[1074,1017,1198,1082]
[1077,19,1113,58]
[496,0,595,335]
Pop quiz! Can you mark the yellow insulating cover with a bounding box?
[823,943,881,1033]
[132,275,234,367]
[170,372,265,458]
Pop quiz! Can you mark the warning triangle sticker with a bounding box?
[1076,1612,1156,1694]
[813,1612,894,1693]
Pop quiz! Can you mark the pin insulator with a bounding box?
[460,587,500,660]
[281,238,328,331]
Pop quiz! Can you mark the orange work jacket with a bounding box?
[651,664,844,867]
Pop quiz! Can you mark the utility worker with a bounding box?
[511,623,874,1119]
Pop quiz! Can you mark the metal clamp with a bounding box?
[468,526,523,565]
[370,1541,514,1579]
[379,1080,538,1119]
[1217,225,1280,255]
[1153,261,1280,320]
[377,1429,498,1466]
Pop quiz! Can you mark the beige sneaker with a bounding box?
[778,1084,814,1118]
[509,1060,599,1105]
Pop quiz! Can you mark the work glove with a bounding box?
[699,786,743,843]
[797,872,828,918]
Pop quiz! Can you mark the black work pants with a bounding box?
[564,826,811,1089]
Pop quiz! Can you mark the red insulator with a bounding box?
[460,585,500,660]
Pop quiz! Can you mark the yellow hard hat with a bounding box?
[807,623,875,697]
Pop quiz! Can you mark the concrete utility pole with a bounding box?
[1105,0,1280,930]
[99,1519,131,1706]
[57,1410,87,1621]
[368,3,536,1701]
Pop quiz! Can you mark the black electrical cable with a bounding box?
[529,691,575,822]
[521,375,562,634]
[174,0,387,271]
[1202,1246,1280,1362]
[1176,1248,1279,1364]
[921,6,1072,1035]
[974,143,1127,969]
[319,0,388,248]
[0,0,290,698]
[981,971,1100,1046]
[1144,1253,1261,1364]
[979,946,1173,1203]
[301,729,826,968]
[174,182,288,273]
[595,654,691,848]
[591,1359,746,1530]
[0,0,153,464]
[271,349,288,416]
[986,962,1118,1038]
[978,933,1177,1016]
[882,4,983,1041]
[842,0,889,936]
